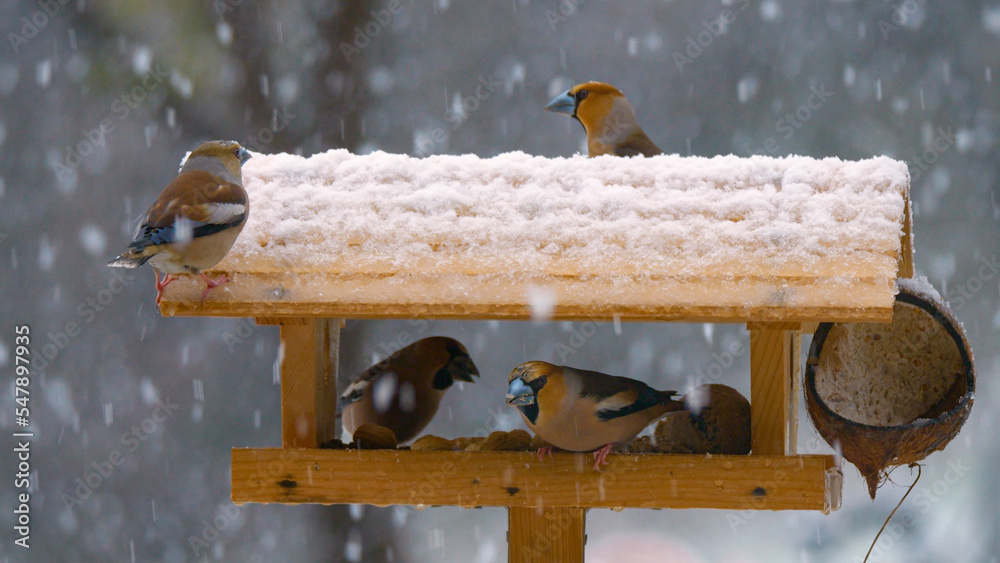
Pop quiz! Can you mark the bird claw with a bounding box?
[537,446,557,462]
[198,273,230,304]
[154,271,177,308]
[592,444,615,471]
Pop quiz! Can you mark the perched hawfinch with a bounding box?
[545,81,663,157]
[339,337,479,445]
[108,140,251,306]
[506,361,683,469]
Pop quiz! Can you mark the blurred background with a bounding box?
[1,0,998,561]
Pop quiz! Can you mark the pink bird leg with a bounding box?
[154,270,177,307]
[198,272,230,303]
[536,446,557,461]
[592,444,615,471]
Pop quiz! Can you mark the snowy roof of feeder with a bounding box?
[159,150,912,322]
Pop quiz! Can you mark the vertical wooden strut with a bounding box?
[278,318,341,448]
[508,507,585,563]
[748,323,801,455]
[899,197,915,279]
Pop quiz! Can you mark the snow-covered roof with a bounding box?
[160,150,911,322]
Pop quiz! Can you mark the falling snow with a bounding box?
[4,2,997,562]
[760,0,782,22]
[36,59,52,87]
[737,75,759,103]
[37,234,55,271]
[526,285,557,320]
[78,224,107,257]
[983,6,1000,35]
[372,373,399,414]
[132,46,153,74]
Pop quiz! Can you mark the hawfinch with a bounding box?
[339,337,479,445]
[506,361,683,469]
[108,140,251,306]
[545,81,663,157]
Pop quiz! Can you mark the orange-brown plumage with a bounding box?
[339,337,479,445]
[107,140,251,305]
[545,81,663,157]
[506,361,683,469]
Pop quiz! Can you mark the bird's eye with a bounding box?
[232,147,241,157]
[530,375,547,390]
[576,89,589,102]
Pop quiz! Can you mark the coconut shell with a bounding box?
[409,435,456,451]
[626,435,655,454]
[653,384,751,455]
[352,423,398,450]
[466,430,533,452]
[805,284,975,499]
[409,434,486,451]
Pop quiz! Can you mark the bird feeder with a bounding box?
[159,150,914,562]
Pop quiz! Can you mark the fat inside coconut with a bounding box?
[815,303,963,427]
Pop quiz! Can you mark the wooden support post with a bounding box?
[899,197,915,278]
[508,507,585,563]
[748,323,801,455]
[278,318,341,448]
[788,331,801,452]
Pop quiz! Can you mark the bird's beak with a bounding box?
[454,355,479,377]
[237,147,252,164]
[337,387,363,412]
[506,378,535,406]
[545,89,576,117]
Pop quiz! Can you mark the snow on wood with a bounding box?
[159,150,911,322]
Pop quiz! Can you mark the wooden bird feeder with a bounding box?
[159,150,913,561]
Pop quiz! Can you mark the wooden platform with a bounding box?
[157,152,913,562]
[232,449,841,512]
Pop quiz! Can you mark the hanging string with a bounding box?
[863,463,922,563]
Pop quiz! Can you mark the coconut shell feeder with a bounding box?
[805,280,975,499]
[653,384,752,455]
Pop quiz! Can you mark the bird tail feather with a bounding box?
[107,249,151,268]
[654,390,687,416]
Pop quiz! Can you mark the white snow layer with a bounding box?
[220,150,909,278]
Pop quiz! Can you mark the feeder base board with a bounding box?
[231,448,841,512]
